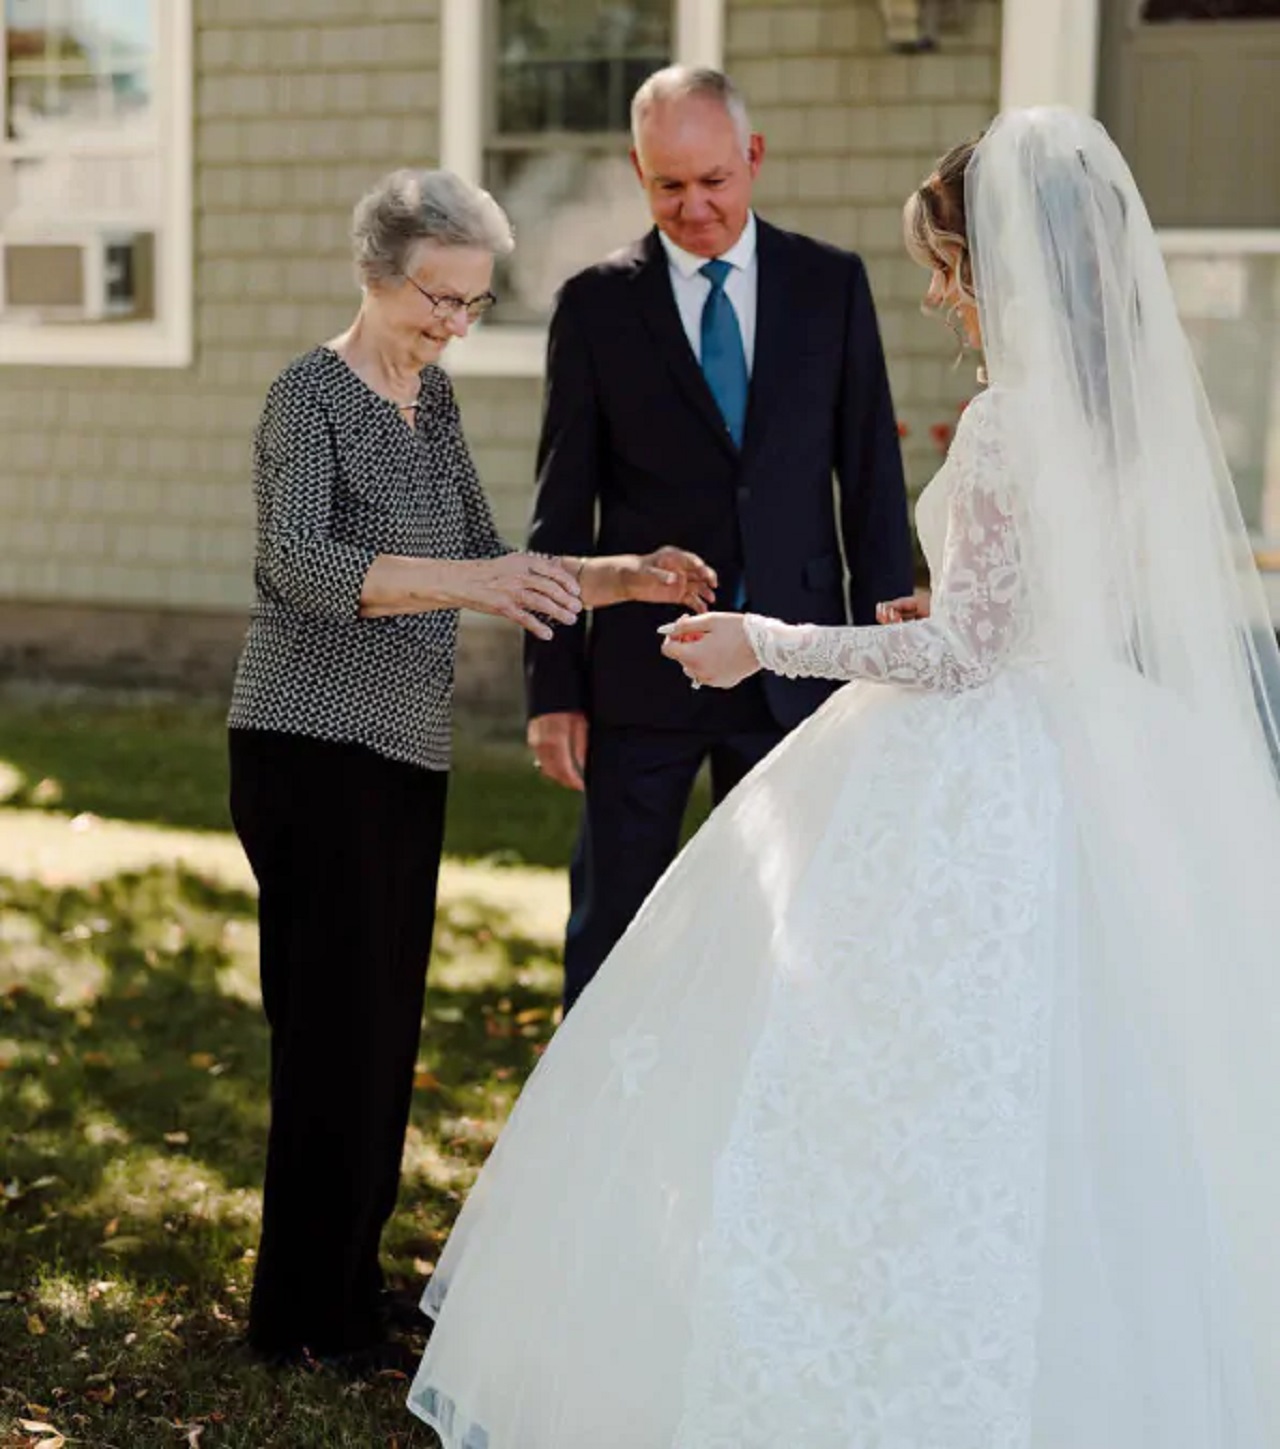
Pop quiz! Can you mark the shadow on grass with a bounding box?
[0,863,561,1448]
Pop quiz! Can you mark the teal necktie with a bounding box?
[698,259,748,447]
[699,259,749,606]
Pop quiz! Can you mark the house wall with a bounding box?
[0,0,1002,722]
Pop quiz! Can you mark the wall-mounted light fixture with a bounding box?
[877,0,971,52]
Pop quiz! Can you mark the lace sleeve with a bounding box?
[745,402,1026,693]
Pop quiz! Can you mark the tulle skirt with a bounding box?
[408,668,1279,1448]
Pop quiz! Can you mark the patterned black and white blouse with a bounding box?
[228,346,510,771]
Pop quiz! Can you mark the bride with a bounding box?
[408,108,1280,1447]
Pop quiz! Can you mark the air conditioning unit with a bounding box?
[1,229,154,323]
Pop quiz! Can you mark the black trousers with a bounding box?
[562,721,785,1012]
[228,728,448,1357]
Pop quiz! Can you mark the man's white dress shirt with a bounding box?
[657,211,759,374]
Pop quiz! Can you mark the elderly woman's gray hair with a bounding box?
[351,169,515,286]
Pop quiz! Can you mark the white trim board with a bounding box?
[441,0,725,379]
[999,0,1101,113]
[1159,230,1280,255]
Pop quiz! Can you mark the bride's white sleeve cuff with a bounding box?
[744,613,807,678]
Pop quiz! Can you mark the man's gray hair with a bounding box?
[351,169,515,286]
[630,66,752,155]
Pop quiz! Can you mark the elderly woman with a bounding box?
[227,169,713,1375]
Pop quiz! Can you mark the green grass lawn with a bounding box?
[0,691,708,1448]
[0,690,709,868]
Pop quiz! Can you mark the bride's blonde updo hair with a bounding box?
[903,134,983,322]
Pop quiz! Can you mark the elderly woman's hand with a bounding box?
[359,552,582,640]
[451,553,584,640]
[658,612,761,690]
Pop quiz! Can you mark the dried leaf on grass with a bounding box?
[18,1422,66,1449]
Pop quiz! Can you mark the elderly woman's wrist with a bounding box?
[361,554,466,612]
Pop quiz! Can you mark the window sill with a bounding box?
[0,317,192,370]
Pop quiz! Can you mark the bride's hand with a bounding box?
[876,591,931,624]
[659,613,760,690]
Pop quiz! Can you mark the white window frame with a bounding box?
[440,0,724,378]
[0,0,192,369]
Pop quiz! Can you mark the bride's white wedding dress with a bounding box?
[409,111,1280,1446]
[408,382,1277,1447]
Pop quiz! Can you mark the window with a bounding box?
[0,0,191,367]
[441,0,724,375]
[487,1,671,326]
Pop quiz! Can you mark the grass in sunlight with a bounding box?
[0,688,710,867]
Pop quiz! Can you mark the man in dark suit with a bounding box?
[526,65,913,1011]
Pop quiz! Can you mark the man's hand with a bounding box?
[527,711,589,791]
[876,591,931,624]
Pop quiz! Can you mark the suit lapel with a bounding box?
[630,229,738,461]
[742,219,790,463]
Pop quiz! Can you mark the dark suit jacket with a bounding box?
[525,218,914,733]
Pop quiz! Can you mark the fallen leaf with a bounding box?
[18,1422,64,1449]
[30,778,63,805]
[515,1007,548,1025]
[412,1069,441,1091]
[26,1314,45,1335]
[102,1235,145,1255]
[187,1053,216,1071]
[103,1217,119,1239]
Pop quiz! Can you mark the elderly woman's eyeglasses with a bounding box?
[401,274,497,321]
